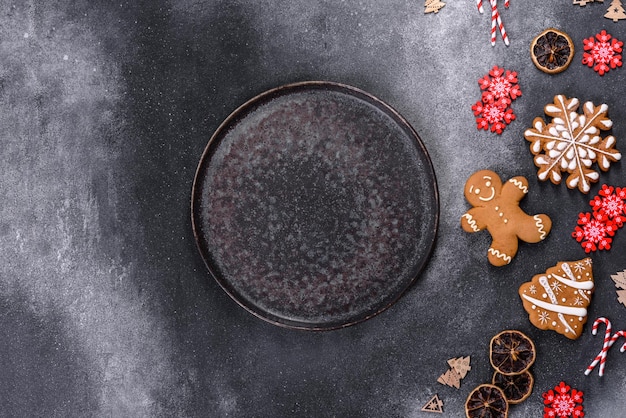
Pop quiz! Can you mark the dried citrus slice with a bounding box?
[465,384,509,418]
[530,28,574,74]
[492,370,534,404]
[489,330,536,375]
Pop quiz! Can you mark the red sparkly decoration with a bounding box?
[591,185,626,225]
[472,66,521,134]
[573,185,626,252]
[543,381,584,418]
[582,30,623,76]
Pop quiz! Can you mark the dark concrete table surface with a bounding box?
[1,1,625,416]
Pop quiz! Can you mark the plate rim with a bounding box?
[191,80,440,330]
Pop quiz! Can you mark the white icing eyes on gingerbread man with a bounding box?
[465,173,502,206]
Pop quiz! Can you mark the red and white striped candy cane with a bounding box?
[489,0,497,46]
[585,317,613,376]
[494,0,509,45]
[504,0,510,8]
[609,330,626,353]
[489,0,509,46]
[476,0,484,13]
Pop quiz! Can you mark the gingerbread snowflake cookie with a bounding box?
[519,258,594,340]
[461,170,552,267]
[524,95,621,193]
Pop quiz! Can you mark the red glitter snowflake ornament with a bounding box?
[573,184,626,252]
[472,99,515,134]
[590,184,626,225]
[478,66,522,104]
[472,66,521,134]
[582,30,623,76]
[573,212,615,252]
[543,381,584,418]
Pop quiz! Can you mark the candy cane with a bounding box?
[489,0,497,46]
[609,330,626,353]
[504,0,510,8]
[585,317,613,376]
[476,0,484,13]
[494,1,509,45]
[489,0,509,46]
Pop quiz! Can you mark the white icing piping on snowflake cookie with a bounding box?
[566,172,599,194]
[537,96,620,193]
[534,215,547,240]
[462,214,480,232]
[488,248,511,263]
[508,178,528,194]
[599,136,621,170]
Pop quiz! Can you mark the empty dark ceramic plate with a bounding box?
[191,81,439,330]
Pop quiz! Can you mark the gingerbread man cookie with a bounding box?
[461,170,552,266]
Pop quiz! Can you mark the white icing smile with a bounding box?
[479,176,495,202]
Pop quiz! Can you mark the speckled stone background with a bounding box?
[1,1,625,416]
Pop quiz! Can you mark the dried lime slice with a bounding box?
[492,370,534,404]
[489,330,536,376]
[465,384,509,418]
[531,28,574,74]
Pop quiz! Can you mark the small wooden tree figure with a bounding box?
[425,0,446,14]
[437,369,461,388]
[611,269,626,307]
[447,356,472,379]
[606,0,626,21]
[421,394,444,413]
[573,0,604,6]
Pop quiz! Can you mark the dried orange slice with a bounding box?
[492,370,534,404]
[489,330,536,376]
[465,384,509,418]
[530,28,574,74]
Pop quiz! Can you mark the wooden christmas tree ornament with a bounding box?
[437,369,461,389]
[425,0,446,14]
[606,0,626,21]
[611,269,626,307]
[447,356,472,379]
[573,0,604,6]
[421,394,444,413]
